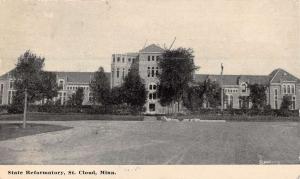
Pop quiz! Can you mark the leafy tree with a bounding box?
[40,71,59,104]
[12,50,45,104]
[203,79,221,108]
[183,79,221,110]
[122,66,147,110]
[109,86,125,105]
[68,88,84,106]
[158,48,198,112]
[90,67,110,105]
[280,95,292,110]
[248,84,267,109]
[183,84,205,111]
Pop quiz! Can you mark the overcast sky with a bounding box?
[0,0,299,76]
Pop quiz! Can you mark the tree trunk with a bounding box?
[23,89,28,129]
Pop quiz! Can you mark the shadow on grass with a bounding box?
[0,123,72,141]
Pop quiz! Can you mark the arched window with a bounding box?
[287,85,291,94]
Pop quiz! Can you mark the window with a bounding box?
[152,67,155,77]
[156,56,160,61]
[292,96,296,110]
[149,103,155,112]
[113,55,115,62]
[153,85,157,90]
[274,89,278,109]
[59,80,64,88]
[89,92,93,102]
[147,67,151,77]
[230,95,233,107]
[241,83,247,93]
[152,56,155,61]
[112,68,114,78]
[132,58,135,63]
[283,85,286,94]
[8,91,14,105]
[0,84,3,104]
[128,58,131,62]
[149,85,152,90]
[117,68,119,78]
[153,93,157,100]
[156,67,159,76]
[287,85,291,94]
[117,57,120,62]
[122,57,125,63]
[122,68,125,79]
[291,85,295,94]
[9,80,13,89]
[148,56,150,61]
[149,93,152,99]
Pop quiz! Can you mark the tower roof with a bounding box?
[139,44,165,53]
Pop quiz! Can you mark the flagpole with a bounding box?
[220,63,224,113]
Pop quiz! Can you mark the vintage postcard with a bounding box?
[0,0,299,178]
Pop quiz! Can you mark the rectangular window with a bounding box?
[9,81,13,89]
[153,93,157,100]
[113,55,115,62]
[292,96,296,110]
[128,58,131,62]
[8,91,12,105]
[274,89,278,109]
[0,84,3,104]
[117,57,120,62]
[147,67,150,77]
[117,68,119,78]
[291,85,295,94]
[149,85,152,90]
[149,93,152,99]
[122,57,125,63]
[152,56,155,61]
[287,85,291,94]
[156,67,159,76]
[152,67,155,77]
[148,56,150,61]
[283,85,286,94]
[122,68,125,79]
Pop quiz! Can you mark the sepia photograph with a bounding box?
[0,0,299,168]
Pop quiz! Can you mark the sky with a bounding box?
[0,0,299,76]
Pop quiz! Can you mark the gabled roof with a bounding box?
[269,68,300,83]
[194,74,269,86]
[139,44,165,53]
[55,71,111,84]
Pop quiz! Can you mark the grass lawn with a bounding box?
[0,113,144,121]
[0,123,72,141]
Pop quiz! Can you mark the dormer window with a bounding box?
[58,80,64,88]
[241,83,247,93]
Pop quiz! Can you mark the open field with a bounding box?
[0,116,299,164]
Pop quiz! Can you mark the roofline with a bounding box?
[270,69,281,83]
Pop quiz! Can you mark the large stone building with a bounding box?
[1,44,300,114]
[111,44,173,114]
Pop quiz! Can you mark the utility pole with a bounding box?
[23,88,28,128]
[220,63,224,113]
